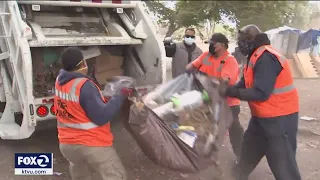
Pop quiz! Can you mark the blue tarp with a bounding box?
[297,29,320,52]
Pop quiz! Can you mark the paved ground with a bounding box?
[0,78,319,180]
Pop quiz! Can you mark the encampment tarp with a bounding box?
[265,26,301,57]
[297,29,320,52]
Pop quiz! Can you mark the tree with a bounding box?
[283,2,320,30]
[220,1,297,31]
[145,1,209,37]
[146,1,315,37]
[186,1,314,32]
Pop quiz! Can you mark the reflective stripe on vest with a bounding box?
[202,54,229,72]
[56,78,98,130]
[55,78,84,102]
[57,121,98,130]
[247,46,295,95]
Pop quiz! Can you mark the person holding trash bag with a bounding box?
[54,47,132,180]
[164,27,203,78]
[218,25,301,180]
[186,33,244,163]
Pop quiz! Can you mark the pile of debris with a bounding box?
[32,46,125,97]
[143,74,219,156]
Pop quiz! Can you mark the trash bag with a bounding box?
[102,76,136,97]
[124,73,234,173]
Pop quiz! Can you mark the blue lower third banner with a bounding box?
[15,153,53,175]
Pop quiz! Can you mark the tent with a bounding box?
[265,26,301,58]
[296,29,320,55]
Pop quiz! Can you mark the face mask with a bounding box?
[238,40,252,56]
[209,44,216,55]
[184,37,195,45]
[77,66,88,75]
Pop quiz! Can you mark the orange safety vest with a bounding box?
[244,45,299,118]
[198,52,241,106]
[54,77,113,146]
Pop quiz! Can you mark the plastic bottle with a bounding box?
[152,102,174,118]
[171,90,209,110]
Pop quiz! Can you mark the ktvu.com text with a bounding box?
[14,153,53,175]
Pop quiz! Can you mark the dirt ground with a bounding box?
[0,78,319,180]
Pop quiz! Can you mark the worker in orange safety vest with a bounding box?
[186,33,244,163]
[218,25,301,180]
[54,47,131,180]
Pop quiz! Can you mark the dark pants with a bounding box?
[229,105,244,159]
[236,112,301,180]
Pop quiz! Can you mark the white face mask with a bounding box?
[184,37,195,45]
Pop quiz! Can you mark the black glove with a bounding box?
[226,86,240,98]
[186,68,193,75]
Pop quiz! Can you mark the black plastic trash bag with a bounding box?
[123,73,234,173]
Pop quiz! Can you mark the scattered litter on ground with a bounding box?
[53,172,62,176]
[305,141,318,149]
[300,116,316,121]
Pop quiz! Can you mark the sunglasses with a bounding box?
[76,60,87,67]
[185,35,195,39]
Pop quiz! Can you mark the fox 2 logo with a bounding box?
[15,153,53,169]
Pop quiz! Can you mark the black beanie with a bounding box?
[60,47,84,71]
[209,33,229,48]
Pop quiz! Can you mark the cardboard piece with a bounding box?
[287,59,302,78]
[292,53,308,78]
[95,54,124,73]
[309,53,320,74]
[95,68,124,85]
[295,52,319,78]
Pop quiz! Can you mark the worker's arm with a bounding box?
[220,57,239,83]
[234,77,245,88]
[79,82,125,126]
[165,43,176,57]
[186,52,208,70]
[226,52,283,101]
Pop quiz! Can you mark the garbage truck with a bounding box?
[0,0,166,139]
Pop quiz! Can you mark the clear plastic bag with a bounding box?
[143,74,194,104]
[102,76,136,97]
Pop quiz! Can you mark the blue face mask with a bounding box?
[184,37,195,45]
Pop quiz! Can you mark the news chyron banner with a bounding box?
[15,153,53,175]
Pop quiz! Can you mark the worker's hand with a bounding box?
[163,37,173,46]
[120,88,134,97]
[186,69,193,75]
[113,79,134,95]
[218,78,229,97]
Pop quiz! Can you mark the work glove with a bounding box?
[185,66,200,76]
[119,88,135,97]
[105,76,135,97]
[114,82,134,97]
[185,68,193,75]
[218,78,242,98]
